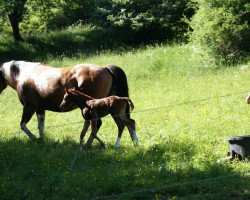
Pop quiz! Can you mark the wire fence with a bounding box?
[90,171,250,200]
[2,90,249,137]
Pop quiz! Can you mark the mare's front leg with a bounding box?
[79,120,90,150]
[36,110,45,141]
[20,106,37,141]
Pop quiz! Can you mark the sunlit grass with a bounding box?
[0,44,249,199]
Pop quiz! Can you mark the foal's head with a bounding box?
[59,88,76,111]
[59,88,91,111]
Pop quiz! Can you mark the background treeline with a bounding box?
[0,0,249,64]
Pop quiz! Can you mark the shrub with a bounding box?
[189,0,250,65]
[92,0,194,44]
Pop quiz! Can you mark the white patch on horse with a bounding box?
[34,68,61,93]
[114,137,121,149]
[11,61,61,93]
[37,113,45,139]
[132,131,139,146]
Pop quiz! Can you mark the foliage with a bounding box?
[92,0,194,43]
[0,0,194,44]
[189,0,250,64]
[20,0,94,34]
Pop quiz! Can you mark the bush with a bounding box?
[92,0,194,44]
[20,0,95,34]
[189,0,250,65]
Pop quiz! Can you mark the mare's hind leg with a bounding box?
[20,106,37,141]
[90,119,105,147]
[113,116,125,149]
[120,115,139,146]
[36,110,45,141]
[79,120,90,150]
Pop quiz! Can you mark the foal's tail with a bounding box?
[106,65,130,116]
[124,97,134,113]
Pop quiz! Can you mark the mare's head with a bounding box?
[0,63,7,93]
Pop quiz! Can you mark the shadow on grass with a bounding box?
[0,27,131,63]
[0,137,249,199]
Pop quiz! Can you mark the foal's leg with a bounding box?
[120,115,139,146]
[90,119,105,147]
[79,120,90,150]
[36,110,45,141]
[85,119,102,147]
[113,116,125,149]
[20,106,37,141]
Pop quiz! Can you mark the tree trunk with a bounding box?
[7,0,28,42]
[8,12,22,41]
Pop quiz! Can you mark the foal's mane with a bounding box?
[67,89,94,101]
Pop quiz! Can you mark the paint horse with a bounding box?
[0,61,129,144]
[59,88,138,149]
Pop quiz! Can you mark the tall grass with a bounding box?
[0,33,249,199]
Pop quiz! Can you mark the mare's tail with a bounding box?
[106,65,129,97]
[106,65,130,116]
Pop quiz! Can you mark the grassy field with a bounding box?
[0,40,250,199]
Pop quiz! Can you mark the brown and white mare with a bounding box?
[0,61,129,143]
[59,88,139,149]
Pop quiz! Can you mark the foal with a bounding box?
[59,88,139,149]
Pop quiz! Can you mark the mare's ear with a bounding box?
[76,76,84,88]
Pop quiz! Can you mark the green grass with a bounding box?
[0,40,250,199]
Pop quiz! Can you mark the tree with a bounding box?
[0,0,27,41]
[91,0,194,43]
[189,0,250,64]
